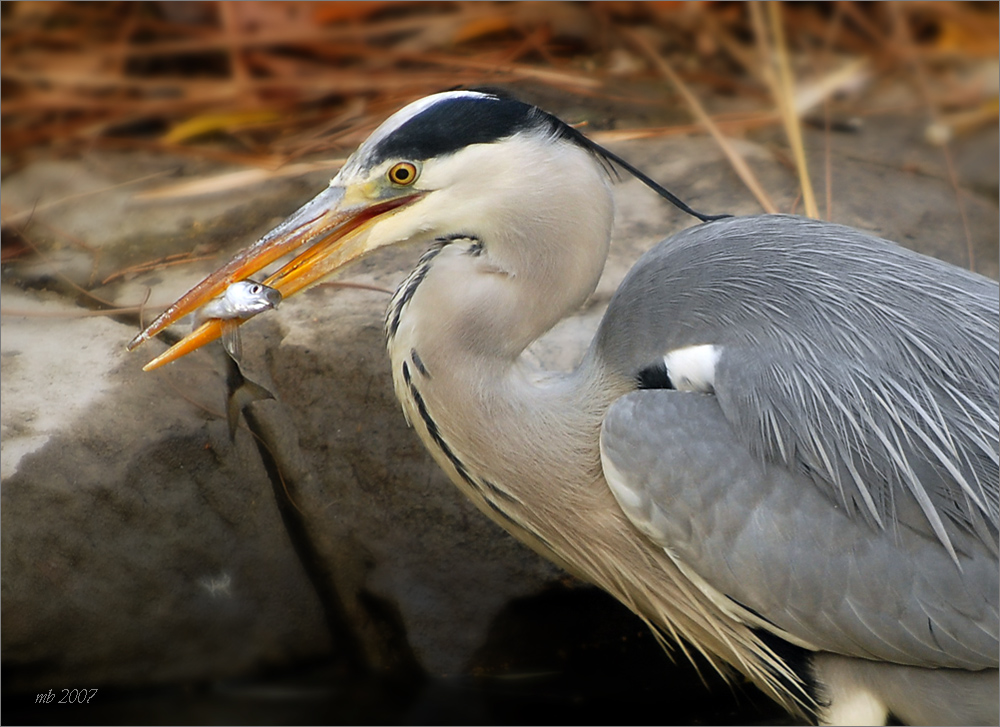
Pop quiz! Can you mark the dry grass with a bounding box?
[2,2,997,233]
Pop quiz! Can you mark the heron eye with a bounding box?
[388,162,418,186]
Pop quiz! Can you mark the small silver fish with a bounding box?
[195,280,282,322]
[194,280,282,361]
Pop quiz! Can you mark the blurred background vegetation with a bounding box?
[2,1,996,181]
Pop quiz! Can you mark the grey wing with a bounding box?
[596,216,999,557]
[600,390,999,669]
[594,214,998,668]
[712,342,998,561]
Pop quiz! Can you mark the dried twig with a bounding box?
[623,27,779,215]
[1,170,174,226]
[133,160,345,201]
[101,254,220,286]
[766,1,819,218]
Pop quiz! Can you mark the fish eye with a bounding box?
[388,162,418,186]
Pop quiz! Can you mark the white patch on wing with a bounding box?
[664,344,721,392]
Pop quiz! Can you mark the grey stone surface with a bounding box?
[1,289,330,690]
[1,104,996,700]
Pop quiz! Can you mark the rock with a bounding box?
[1,288,329,691]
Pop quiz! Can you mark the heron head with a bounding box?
[128,89,624,369]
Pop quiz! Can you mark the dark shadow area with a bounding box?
[4,586,795,726]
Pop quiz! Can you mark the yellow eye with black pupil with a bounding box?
[388,162,417,186]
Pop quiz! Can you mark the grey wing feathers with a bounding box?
[600,391,999,669]
[714,343,998,561]
[596,215,999,558]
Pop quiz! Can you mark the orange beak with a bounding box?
[128,184,421,371]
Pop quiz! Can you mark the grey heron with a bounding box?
[129,90,999,725]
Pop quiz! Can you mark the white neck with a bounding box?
[384,134,621,553]
[388,295,626,568]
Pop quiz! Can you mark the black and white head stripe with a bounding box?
[348,89,728,223]
[359,90,571,167]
